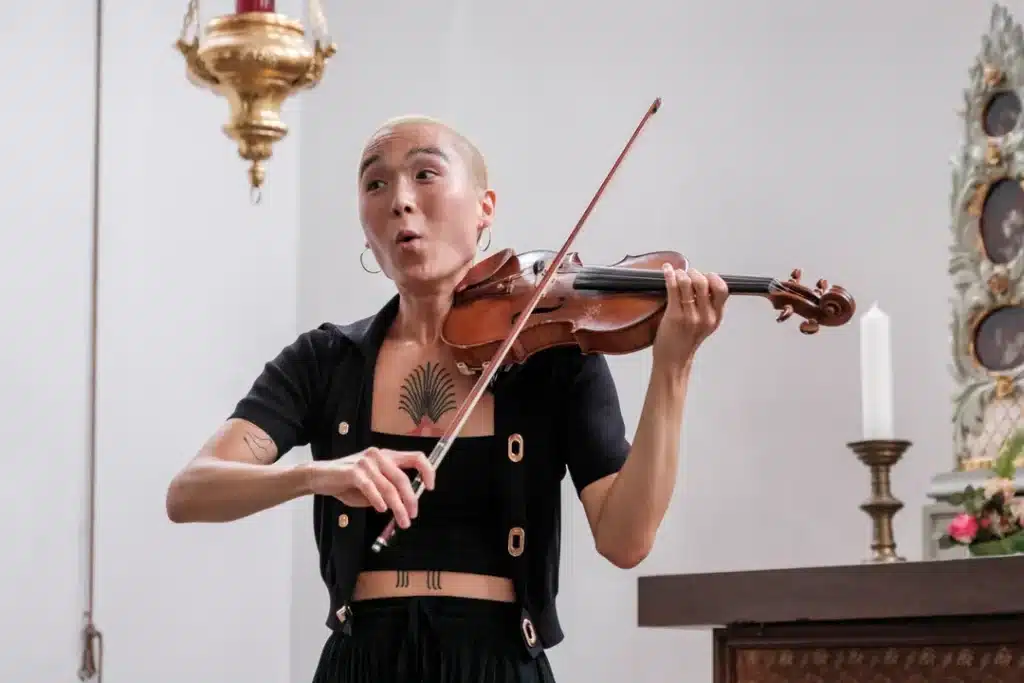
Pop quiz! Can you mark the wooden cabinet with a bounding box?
[638,557,1024,682]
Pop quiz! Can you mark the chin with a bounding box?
[393,260,469,294]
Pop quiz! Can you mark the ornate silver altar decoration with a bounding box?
[931,3,1024,510]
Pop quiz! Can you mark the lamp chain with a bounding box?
[308,0,330,45]
[179,0,200,42]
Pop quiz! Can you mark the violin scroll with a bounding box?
[769,267,856,335]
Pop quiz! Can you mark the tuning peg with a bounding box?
[790,268,802,282]
[799,319,820,334]
[776,305,794,323]
[815,278,828,292]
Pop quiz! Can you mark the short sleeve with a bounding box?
[228,327,337,461]
[560,351,631,497]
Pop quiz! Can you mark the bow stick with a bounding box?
[371,97,662,552]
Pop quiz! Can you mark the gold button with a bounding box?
[508,526,525,556]
[522,616,537,647]
[338,421,349,435]
[338,514,349,527]
[508,433,524,463]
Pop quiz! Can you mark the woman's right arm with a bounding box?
[166,329,329,523]
[166,329,435,525]
[165,417,313,523]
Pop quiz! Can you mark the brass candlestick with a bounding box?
[846,439,911,563]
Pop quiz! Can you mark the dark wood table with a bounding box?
[638,557,1024,682]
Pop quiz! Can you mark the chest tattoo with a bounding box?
[398,361,457,435]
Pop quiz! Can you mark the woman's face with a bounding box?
[357,121,495,293]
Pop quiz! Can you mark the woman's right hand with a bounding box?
[307,448,436,529]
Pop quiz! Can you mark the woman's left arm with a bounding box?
[581,266,728,569]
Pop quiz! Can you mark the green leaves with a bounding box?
[947,485,986,514]
[994,427,1024,479]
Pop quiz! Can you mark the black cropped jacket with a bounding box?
[230,295,631,653]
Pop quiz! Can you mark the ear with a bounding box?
[478,189,496,230]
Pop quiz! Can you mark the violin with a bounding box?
[370,97,856,553]
[441,248,855,375]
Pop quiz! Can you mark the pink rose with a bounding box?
[948,513,979,543]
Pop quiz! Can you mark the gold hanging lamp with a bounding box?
[175,0,336,202]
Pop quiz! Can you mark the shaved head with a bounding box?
[355,113,498,291]
[361,115,489,190]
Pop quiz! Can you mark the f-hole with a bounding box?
[510,298,566,325]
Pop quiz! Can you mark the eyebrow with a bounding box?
[358,146,450,179]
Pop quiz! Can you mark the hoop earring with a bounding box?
[477,226,492,252]
[360,247,381,274]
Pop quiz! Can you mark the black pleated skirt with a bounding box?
[311,596,557,683]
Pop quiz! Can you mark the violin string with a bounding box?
[576,265,776,283]
[572,269,832,306]
[564,266,829,316]
[575,272,775,283]
[574,268,779,292]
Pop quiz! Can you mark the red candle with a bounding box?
[236,0,275,12]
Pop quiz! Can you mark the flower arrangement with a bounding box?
[938,428,1024,556]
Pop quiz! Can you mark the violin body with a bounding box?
[441,247,856,375]
[443,248,685,374]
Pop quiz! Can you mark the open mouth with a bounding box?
[395,230,422,245]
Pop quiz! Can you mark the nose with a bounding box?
[390,179,416,217]
[391,203,414,218]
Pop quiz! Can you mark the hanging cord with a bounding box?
[79,0,104,679]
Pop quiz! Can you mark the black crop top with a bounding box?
[361,431,512,578]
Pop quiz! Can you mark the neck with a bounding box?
[572,265,777,295]
[392,292,453,345]
[391,265,474,345]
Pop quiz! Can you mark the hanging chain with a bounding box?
[179,0,200,43]
[308,0,331,46]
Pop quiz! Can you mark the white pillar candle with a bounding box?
[859,302,895,440]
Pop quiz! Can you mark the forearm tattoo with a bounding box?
[395,570,410,588]
[243,430,275,463]
[426,570,442,590]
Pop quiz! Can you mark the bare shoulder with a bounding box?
[199,418,280,465]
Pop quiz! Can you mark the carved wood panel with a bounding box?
[733,645,1020,682]
[715,617,1024,683]
[951,4,1024,472]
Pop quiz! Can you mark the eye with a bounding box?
[364,179,384,192]
[415,169,439,181]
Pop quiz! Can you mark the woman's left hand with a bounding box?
[651,264,729,374]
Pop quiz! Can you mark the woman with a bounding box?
[165,115,728,682]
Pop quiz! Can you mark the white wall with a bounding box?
[3,0,302,681]
[1,1,1000,681]
[294,1,988,681]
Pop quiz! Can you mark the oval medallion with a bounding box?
[974,305,1024,372]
